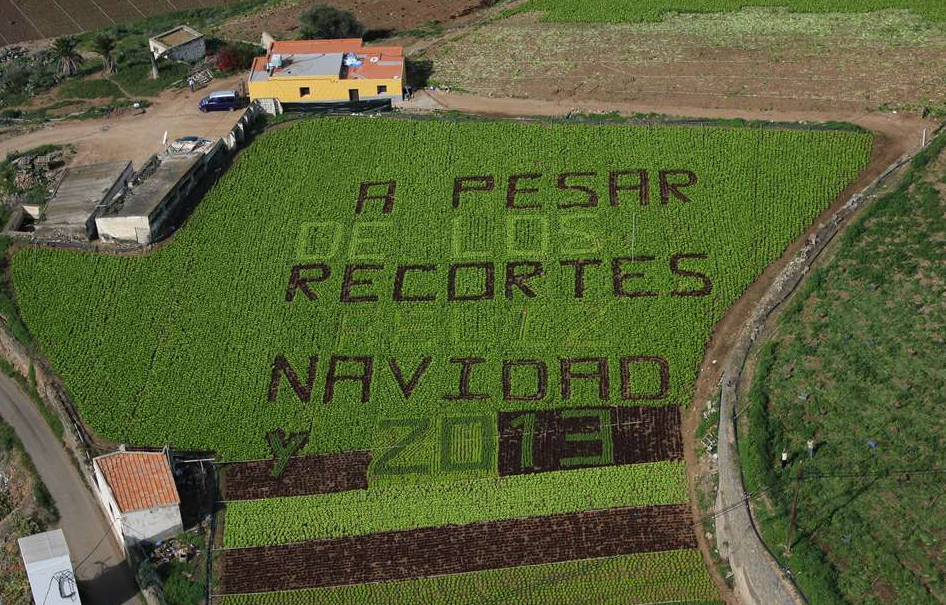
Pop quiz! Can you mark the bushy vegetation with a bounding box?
[215,42,263,73]
[299,4,365,39]
[57,78,122,99]
[510,0,946,22]
[10,117,870,460]
[743,132,946,604]
[219,549,720,605]
[0,416,59,605]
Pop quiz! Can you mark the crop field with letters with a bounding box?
[509,0,946,23]
[10,117,870,599]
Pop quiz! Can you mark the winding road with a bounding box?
[0,372,140,605]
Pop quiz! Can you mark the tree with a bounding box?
[91,34,117,76]
[299,4,365,40]
[49,36,84,77]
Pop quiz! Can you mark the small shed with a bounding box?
[17,529,81,604]
[93,449,183,552]
[34,160,133,240]
[149,25,206,62]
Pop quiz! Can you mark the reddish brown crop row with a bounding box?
[498,405,683,475]
[222,451,371,500]
[217,503,696,594]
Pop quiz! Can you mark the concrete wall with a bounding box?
[95,215,151,244]
[87,162,135,239]
[224,102,262,149]
[122,505,182,547]
[150,36,205,62]
[167,37,205,63]
[93,461,127,551]
[249,74,402,104]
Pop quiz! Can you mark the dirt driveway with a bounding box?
[0,74,248,168]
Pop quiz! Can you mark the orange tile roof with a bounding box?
[95,451,180,513]
[268,38,364,55]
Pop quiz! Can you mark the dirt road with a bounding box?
[0,74,247,168]
[0,373,140,605]
[408,90,931,155]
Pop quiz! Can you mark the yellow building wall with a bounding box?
[249,74,403,103]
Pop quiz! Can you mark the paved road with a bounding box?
[0,372,140,605]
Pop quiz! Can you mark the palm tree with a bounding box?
[91,34,117,76]
[49,36,84,77]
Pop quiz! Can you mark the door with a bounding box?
[349,89,360,102]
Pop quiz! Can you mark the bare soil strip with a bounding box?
[221,450,372,500]
[217,503,696,594]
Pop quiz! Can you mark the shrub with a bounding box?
[299,3,365,39]
[215,43,261,73]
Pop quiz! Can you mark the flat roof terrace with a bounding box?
[250,53,343,83]
[250,39,404,84]
[152,25,202,49]
[44,161,131,226]
[110,153,203,219]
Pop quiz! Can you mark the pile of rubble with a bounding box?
[149,536,197,568]
[0,46,27,65]
[1,151,66,213]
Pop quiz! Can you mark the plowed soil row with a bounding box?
[221,450,371,500]
[217,503,696,594]
[0,0,241,45]
[498,405,682,475]
[429,11,946,115]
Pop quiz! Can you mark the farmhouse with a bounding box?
[31,161,133,240]
[93,448,183,552]
[149,25,206,62]
[96,152,206,244]
[17,529,80,604]
[248,39,404,114]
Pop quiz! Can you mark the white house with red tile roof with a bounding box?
[92,447,183,552]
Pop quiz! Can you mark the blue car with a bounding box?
[198,91,244,112]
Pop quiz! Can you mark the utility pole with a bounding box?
[149,50,159,80]
[785,461,804,555]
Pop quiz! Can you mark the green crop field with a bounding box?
[10,116,871,599]
[509,0,946,23]
[10,118,870,460]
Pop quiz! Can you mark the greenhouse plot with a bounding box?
[10,117,871,600]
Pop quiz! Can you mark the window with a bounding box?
[349,89,360,102]
[299,87,310,98]
[377,85,387,94]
